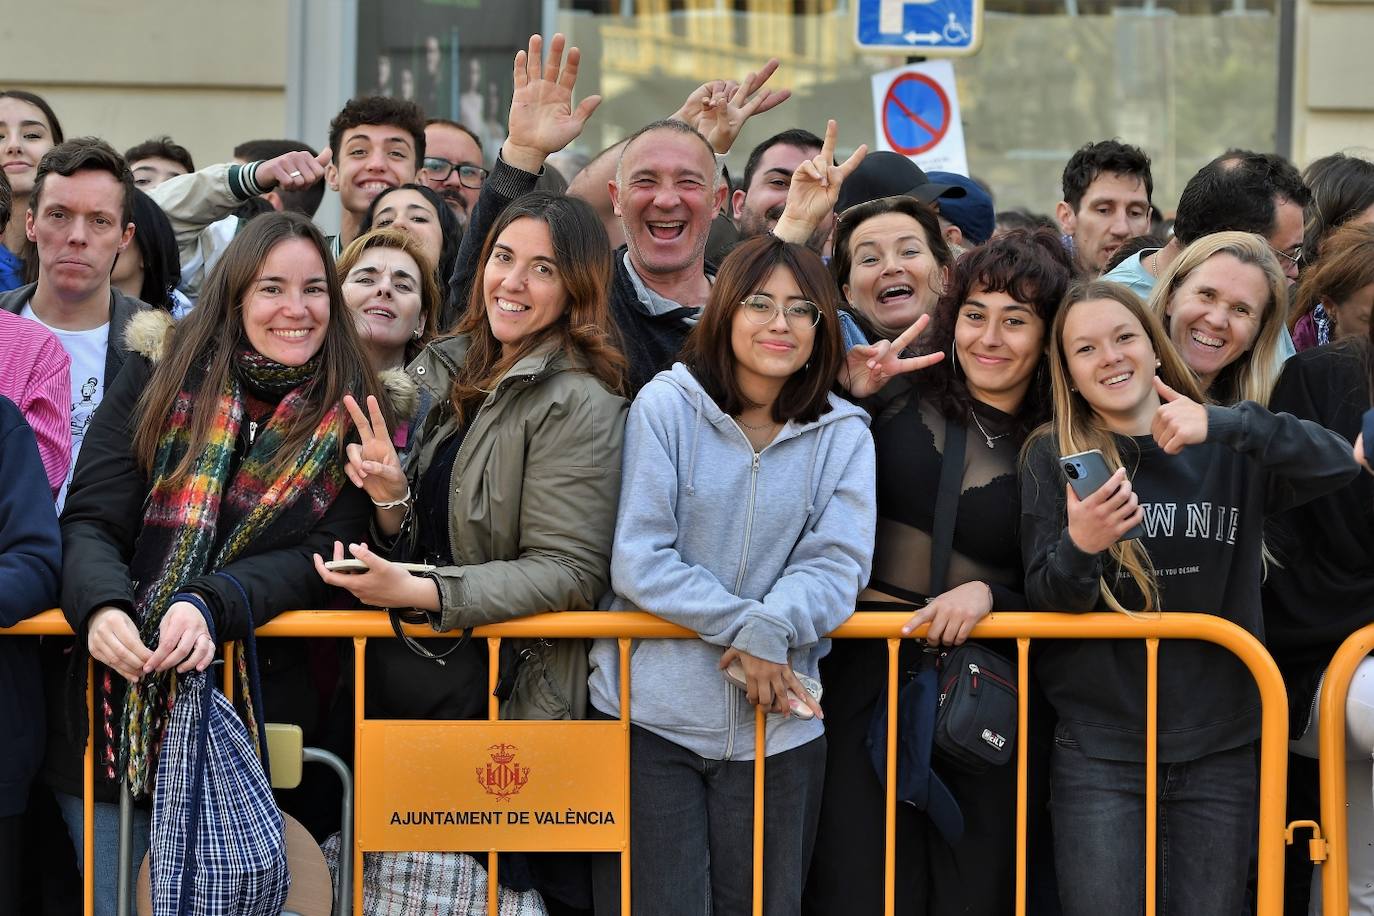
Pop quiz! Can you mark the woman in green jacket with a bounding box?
[314,190,628,911]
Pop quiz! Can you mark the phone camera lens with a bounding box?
[1065,463,1081,480]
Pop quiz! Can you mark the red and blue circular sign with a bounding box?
[882,73,952,157]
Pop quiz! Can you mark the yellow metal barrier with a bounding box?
[5,609,1291,916]
[1312,622,1374,916]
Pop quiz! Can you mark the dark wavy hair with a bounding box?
[1061,139,1153,212]
[127,188,182,310]
[0,90,63,145]
[362,183,460,327]
[132,212,385,481]
[681,234,843,424]
[1302,152,1374,259]
[451,191,626,418]
[328,96,426,166]
[918,227,1075,436]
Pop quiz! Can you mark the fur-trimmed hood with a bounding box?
[123,309,419,419]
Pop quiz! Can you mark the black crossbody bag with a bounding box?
[925,422,1018,772]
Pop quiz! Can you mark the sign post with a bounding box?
[854,0,984,55]
[870,61,969,175]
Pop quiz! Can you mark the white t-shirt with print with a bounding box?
[21,303,109,510]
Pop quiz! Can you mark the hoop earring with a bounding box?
[949,343,960,378]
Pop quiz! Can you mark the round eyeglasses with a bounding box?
[739,294,822,329]
[422,157,489,189]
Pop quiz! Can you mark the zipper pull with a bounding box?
[969,663,980,675]
[247,420,258,444]
[752,454,760,471]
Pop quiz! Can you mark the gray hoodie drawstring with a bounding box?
[684,395,704,496]
[804,427,823,515]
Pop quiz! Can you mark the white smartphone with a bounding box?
[323,559,437,574]
[1059,449,1145,541]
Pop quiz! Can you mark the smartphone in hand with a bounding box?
[1060,449,1146,541]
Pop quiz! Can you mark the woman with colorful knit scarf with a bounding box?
[54,211,381,916]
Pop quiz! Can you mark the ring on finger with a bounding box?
[288,170,303,178]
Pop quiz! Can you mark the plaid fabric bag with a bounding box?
[322,834,547,916]
[150,625,289,915]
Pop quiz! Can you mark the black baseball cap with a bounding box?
[835,150,966,214]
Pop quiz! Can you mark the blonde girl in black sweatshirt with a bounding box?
[1019,280,1357,916]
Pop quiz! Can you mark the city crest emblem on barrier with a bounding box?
[476,743,530,800]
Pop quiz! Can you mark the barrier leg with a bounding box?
[884,639,899,916]
[1016,638,1029,916]
[116,778,133,916]
[1145,638,1158,916]
[619,637,632,916]
[753,706,766,915]
[488,637,501,916]
[85,658,95,916]
[352,637,365,916]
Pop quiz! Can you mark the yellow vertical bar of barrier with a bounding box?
[884,638,899,916]
[618,637,633,916]
[85,657,95,916]
[488,637,501,916]
[353,637,365,916]
[1145,637,1159,916]
[753,705,766,915]
[1015,637,1029,916]
[222,641,235,699]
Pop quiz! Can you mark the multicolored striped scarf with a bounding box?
[115,347,346,797]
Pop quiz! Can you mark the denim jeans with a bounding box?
[1049,728,1256,916]
[591,725,826,916]
[54,790,150,916]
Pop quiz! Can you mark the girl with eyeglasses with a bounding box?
[588,234,875,915]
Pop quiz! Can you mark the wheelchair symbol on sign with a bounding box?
[942,13,969,42]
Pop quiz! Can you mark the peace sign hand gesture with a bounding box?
[343,393,407,508]
[772,119,867,245]
[503,33,602,173]
[840,312,945,398]
[692,59,792,155]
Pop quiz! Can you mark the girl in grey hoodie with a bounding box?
[588,236,876,915]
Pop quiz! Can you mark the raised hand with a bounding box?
[692,59,792,155]
[773,119,867,244]
[343,394,407,506]
[840,312,945,398]
[1150,376,1208,454]
[1066,468,1142,554]
[503,33,602,172]
[257,147,332,192]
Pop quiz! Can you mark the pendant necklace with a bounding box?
[970,410,1008,449]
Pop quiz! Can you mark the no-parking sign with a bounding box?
[870,60,968,176]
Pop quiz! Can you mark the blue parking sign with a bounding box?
[855,0,983,56]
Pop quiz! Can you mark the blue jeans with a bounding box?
[1049,728,1256,916]
[54,790,150,916]
[592,724,827,916]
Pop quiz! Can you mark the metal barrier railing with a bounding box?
[5,609,1291,916]
[1307,622,1374,916]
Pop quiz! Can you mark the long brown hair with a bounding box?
[1028,280,1204,613]
[450,192,626,419]
[681,234,843,424]
[1291,223,1374,338]
[336,226,441,364]
[132,211,383,481]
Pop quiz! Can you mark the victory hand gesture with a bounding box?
[1151,376,1208,454]
[841,312,945,398]
[343,394,407,508]
[691,59,791,155]
[503,33,602,172]
[773,119,867,244]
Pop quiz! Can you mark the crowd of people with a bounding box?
[2,28,1374,916]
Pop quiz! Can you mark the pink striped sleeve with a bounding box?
[22,338,72,499]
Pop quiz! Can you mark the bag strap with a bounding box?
[929,420,966,598]
[212,573,273,784]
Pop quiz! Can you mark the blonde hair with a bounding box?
[1147,231,1287,406]
[336,228,441,362]
[1028,280,1205,614]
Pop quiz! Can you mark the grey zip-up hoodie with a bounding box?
[588,363,877,760]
